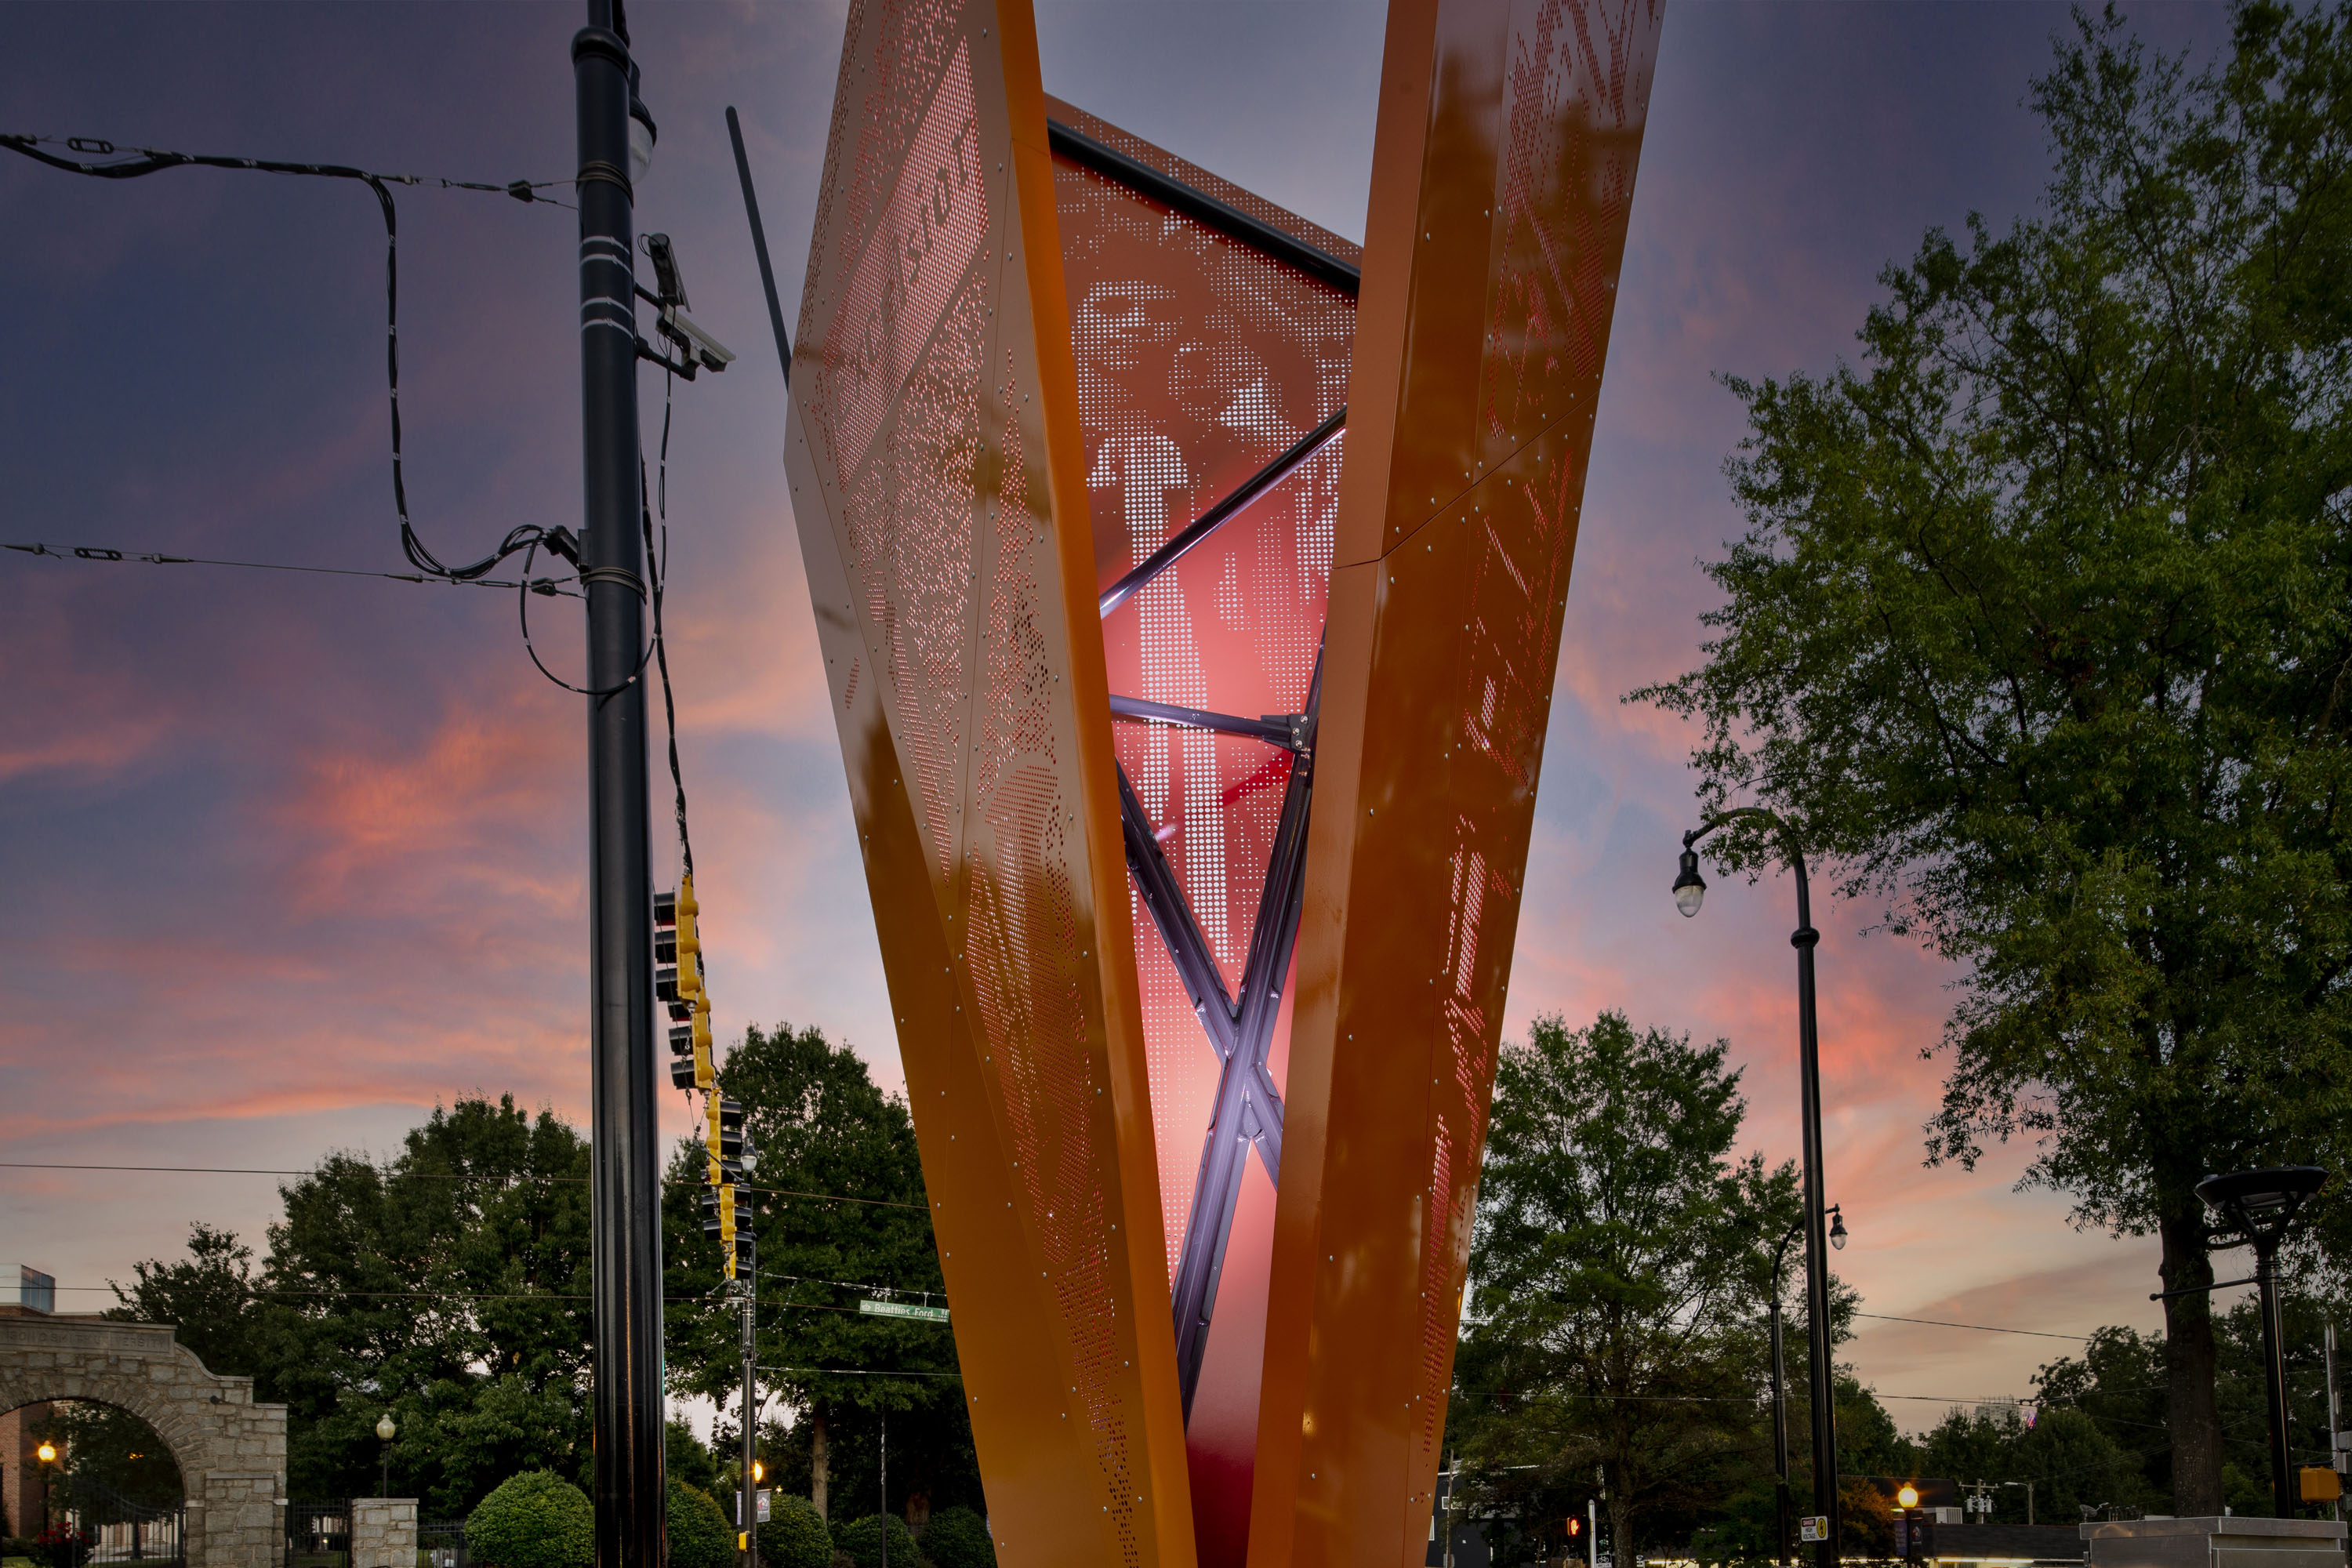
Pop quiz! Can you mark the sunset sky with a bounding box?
[0,0,2245,1425]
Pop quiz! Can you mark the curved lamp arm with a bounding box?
[1676,805,1812,936]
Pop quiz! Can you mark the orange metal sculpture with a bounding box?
[779,1,1661,1564]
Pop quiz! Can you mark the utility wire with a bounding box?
[1853,1312,2093,1343]
[1,132,563,586]
[0,1162,925,1210]
[4,540,575,594]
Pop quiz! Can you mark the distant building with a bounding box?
[1,1265,58,1534]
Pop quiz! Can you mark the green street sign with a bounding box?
[858,1298,949,1323]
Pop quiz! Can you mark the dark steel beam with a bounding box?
[1108,695,1301,751]
[1168,654,1319,1415]
[1119,765,1238,1049]
[1098,407,1347,620]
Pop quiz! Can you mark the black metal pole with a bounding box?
[1791,848,1841,1568]
[742,1291,759,1568]
[1771,1225,1797,1566]
[574,7,665,1567]
[1689,811,1839,1566]
[2258,1240,2294,1519]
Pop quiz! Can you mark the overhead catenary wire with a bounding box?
[0,131,565,586]
[4,540,575,594]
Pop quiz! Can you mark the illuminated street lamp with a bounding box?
[376,1413,397,1501]
[2198,1167,2328,1519]
[37,1442,57,1465]
[1677,808,1841,1568]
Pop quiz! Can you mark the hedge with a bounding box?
[666,1479,732,1568]
[466,1471,593,1568]
[833,1512,917,1568]
[753,1494,832,1568]
[919,1506,995,1568]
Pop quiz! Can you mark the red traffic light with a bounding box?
[1566,1519,1583,1538]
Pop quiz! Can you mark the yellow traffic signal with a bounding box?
[676,874,703,1002]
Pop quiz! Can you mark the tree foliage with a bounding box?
[110,1096,593,1514]
[1452,1012,1799,1565]
[666,1479,733,1568]
[919,1504,996,1568]
[1634,2,2352,1511]
[753,1494,833,1568]
[663,1023,975,1520]
[464,1470,592,1568]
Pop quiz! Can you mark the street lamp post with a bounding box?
[2195,1167,2328,1519]
[1768,1206,1846,1565]
[376,1414,396,1501]
[1677,808,1841,1568]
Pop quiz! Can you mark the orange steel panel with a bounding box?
[780,4,1193,1566]
[1252,2,1664,1567]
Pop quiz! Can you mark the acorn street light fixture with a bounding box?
[2196,1167,2328,1519]
[376,1413,397,1500]
[1678,808,1840,1568]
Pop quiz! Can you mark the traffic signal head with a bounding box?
[1566,1518,1582,1539]
[707,1096,746,1161]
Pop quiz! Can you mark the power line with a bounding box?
[1,131,563,586]
[0,1162,926,1210]
[4,541,575,593]
[759,1365,960,1381]
[1853,1312,2093,1343]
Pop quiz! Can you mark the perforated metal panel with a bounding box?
[1047,101,1356,1568]
[782,5,1194,1567]
[784,5,1661,1565]
[1253,2,1665,1566]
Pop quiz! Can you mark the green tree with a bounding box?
[1634,3,2352,1513]
[1452,1011,1797,1566]
[663,1023,972,1523]
[2031,1327,2171,1508]
[114,1096,595,1514]
[106,1225,267,1389]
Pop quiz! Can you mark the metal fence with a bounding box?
[418,1519,469,1568]
[70,1475,184,1565]
[285,1500,352,1568]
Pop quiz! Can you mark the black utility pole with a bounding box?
[1675,809,1841,1568]
[574,4,665,1565]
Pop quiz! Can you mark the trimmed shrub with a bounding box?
[753,1494,832,1568]
[833,1512,916,1568]
[918,1506,994,1568]
[466,1470,593,1568]
[667,1479,733,1568]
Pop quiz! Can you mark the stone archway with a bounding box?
[0,1314,286,1567]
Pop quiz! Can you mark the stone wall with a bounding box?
[0,1313,288,1568]
[351,1497,418,1568]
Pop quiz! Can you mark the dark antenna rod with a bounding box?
[726,106,793,387]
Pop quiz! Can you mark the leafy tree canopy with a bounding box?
[1452,1011,1800,1565]
[664,1023,976,1521]
[1634,1,2352,1511]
